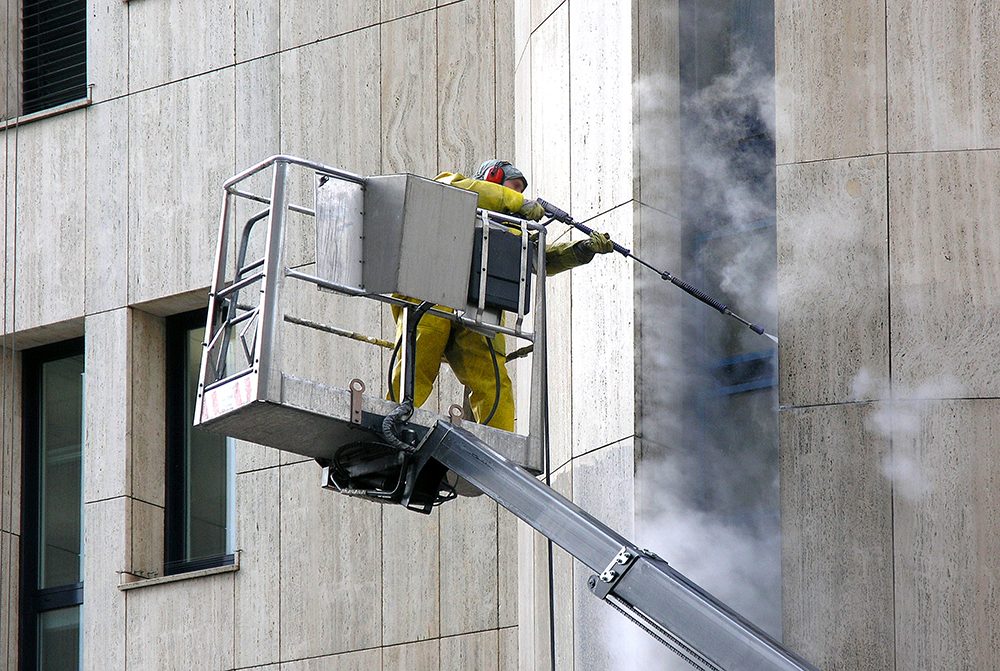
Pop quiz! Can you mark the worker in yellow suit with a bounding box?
[389,159,614,432]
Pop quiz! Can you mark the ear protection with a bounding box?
[484,162,508,184]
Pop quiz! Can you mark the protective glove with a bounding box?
[518,199,545,221]
[582,231,614,254]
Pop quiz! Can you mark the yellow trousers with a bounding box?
[389,310,515,432]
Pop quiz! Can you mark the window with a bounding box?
[21,338,85,671]
[4,0,88,120]
[164,309,235,575]
[676,0,781,636]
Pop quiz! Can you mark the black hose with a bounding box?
[389,322,503,427]
[387,335,402,402]
[384,302,434,451]
[381,399,416,453]
[384,340,411,447]
[483,337,502,427]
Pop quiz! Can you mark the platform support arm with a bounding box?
[415,421,818,671]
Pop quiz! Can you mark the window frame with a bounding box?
[2,0,90,125]
[21,0,88,116]
[163,309,235,576]
[20,337,85,671]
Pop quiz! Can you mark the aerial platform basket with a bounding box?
[193,155,549,486]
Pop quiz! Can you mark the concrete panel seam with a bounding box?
[279,456,314,468]
[779,402,872,413]
[277,18,384,54]
[559,197,635,225]
[385,2,462,26]
[778,146,1000,169]
[125,62,239,98]
[635,200,680,220]
[884,146,1000,158]
[777,150,889,168]
[883,0,890,157]
[83,304,137,320]
[779,397,996,412]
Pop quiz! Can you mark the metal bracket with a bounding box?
[601,546,635,583]
[349,378,365,425]
[474,211,491,324]
[448,404,463,426]
[589,546,638,600]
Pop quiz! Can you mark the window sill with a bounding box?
[1,92,92,131]
[117,551,241,591]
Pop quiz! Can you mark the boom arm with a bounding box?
[414,421,818,671]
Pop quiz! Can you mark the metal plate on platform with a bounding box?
[315,176,365,289]
[198,372,540,472]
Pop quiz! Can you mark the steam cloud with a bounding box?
[611,36,782,670]
[856,368,964,502]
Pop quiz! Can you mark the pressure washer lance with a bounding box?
[536,198,778,344]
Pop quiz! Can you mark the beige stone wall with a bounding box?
[513,1,686,669]
[777,0,1000,669]
[16,0,998,668]
[2,2,520,670]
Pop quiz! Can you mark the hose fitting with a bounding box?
[382,400,418,453]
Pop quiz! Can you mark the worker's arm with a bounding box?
[544,232,614,275]
[436,172,525,215]
[436,172,612,275]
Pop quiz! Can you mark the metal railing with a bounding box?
[195,155,549,447]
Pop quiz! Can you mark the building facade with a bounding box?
[2,0,997,670]
[776,1,1000,669]
[2,2,523,669]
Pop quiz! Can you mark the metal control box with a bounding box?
[316,173,479,310]
[468,226,534,314]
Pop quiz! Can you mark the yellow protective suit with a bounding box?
[389,172,597,432]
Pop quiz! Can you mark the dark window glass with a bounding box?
[676,0,780,638]
[37,606,80,670]
[21,0,88,115]
[22,339,85,671]
[165,310,234,575]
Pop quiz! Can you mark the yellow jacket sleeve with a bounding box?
[543,240,595,275]
[435,172,525,215]
[436,172,597,276]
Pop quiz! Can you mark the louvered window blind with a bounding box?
[22,0,87,115]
